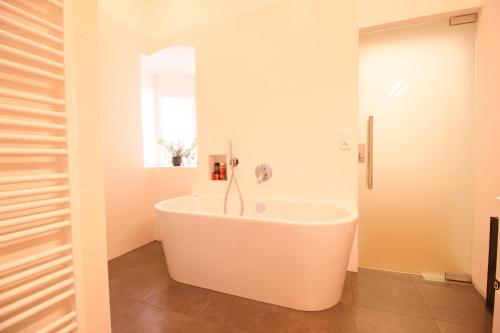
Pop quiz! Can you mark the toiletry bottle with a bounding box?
[220,163,226,180]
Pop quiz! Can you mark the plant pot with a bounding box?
[172,156,182,167]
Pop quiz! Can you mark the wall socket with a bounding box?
[340,139,351,150]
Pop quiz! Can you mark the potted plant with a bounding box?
[158,138,197,167]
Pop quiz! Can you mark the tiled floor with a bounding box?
[108,242,492,332]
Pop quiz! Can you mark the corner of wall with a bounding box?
[67,0,111,331]
[471,0,500,295]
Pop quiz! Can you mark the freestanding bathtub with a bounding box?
[155,194,357,311]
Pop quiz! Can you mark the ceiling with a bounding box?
[142,46,195,76]
[99,0,283,37]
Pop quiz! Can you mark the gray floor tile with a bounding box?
[108,266,169,302]
[108,242,493,333]
[353,272,431,318]
[416,283,492,327]
[197,292,288,332]
[354,306,440,333]
[144,283,214,317]
[436,320,492,333]
[110,297,144,322]
[112,303,195,333]
[283,301,354,333]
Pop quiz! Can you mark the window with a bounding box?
[140,46,197,167]
[156,96,197,166]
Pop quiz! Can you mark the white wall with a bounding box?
[358,0,483,29]
[102,0,488,203]
[70,0,112,331]
[102,0,484,33]
[99,0,359,253]
[70,1,113,331]
[148,0,359,203]
[471,0,500,295]
[98,1,497,284]
[103,0,283,37]
[98,0,149,36]
[99,12,155,260]
[99,12,203,258]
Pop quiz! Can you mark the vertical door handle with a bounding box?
[367,116,374,189]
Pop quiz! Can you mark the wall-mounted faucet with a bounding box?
[255,164,272,183]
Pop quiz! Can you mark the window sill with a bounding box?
[144,165,198,169]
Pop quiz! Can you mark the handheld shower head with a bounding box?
[228,141,239,166]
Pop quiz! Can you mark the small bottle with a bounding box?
[219,163,226,180]
[214,162,220,175]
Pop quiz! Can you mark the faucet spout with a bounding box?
[257,173,264,183]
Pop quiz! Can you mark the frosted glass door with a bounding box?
[358,20,476,275]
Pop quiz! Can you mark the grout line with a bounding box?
[411,278,433,318]
[433,319,492,331]
[353,300,491,329]
[413,279,443,332]
[411,277,492,328]
[353,304,434,321]
[355,303,492,332]
[358,265,419,276]
[352,271,436,321]
[352,272,438,324]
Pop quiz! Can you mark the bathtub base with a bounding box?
[158,214,356,311]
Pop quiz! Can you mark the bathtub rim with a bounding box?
[155,193,358,226]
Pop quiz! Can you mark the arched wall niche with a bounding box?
[140,45,197,167]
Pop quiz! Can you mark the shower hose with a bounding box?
[223,142,244,216]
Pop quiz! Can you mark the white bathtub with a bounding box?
[155,194,358,311]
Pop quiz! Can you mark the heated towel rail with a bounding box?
[0,1,79,332]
